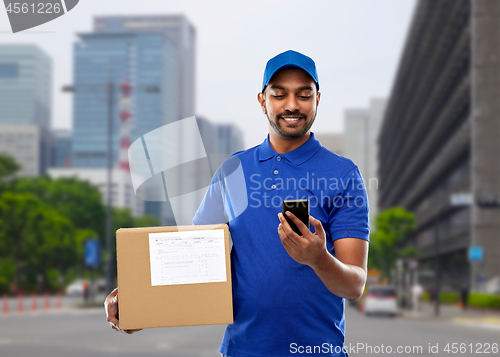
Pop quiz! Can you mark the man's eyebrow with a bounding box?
[270,85,313,91]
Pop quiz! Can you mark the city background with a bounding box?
[0,0,499,356]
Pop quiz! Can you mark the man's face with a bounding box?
[258,68,320,139]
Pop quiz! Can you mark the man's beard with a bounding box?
[267,110,316,139]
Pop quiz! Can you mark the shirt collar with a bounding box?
[258,132,322,165]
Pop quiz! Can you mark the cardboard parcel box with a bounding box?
[116,224,233,330]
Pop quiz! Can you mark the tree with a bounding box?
[0,153,21,181]
[0,191,75,291]
[112,207,134,232]
[0,153,21,196]
[368,207,415,280]
[13,175,106,240]
[134,214,161,228]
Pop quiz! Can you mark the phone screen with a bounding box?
[282,199,310,235]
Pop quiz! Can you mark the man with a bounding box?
[105,50,369,357]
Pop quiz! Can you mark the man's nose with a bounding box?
[284,95,300,112]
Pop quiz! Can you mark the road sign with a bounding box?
[468,246,483,262]
[85,239,101,267]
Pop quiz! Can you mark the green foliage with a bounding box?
[45,268,61,291]
[0,161,164,293]
[468,293,500,309]
[112,207,134,233]
[368,207,415,279]
[0,277,9,294]
[0,153,21,181]
[13,175,106,239]
[0,191,75,291]
[134,214,161,228]
[0,258,15,294]
[439,292,460,303]
[399,245,418,258]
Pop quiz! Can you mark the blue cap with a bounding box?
[262,50,319,92]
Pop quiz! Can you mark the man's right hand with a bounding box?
[104,288,143,334]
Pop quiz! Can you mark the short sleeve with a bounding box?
[192,173,229,225]
[327,166,370,241]
[193,154,246,225]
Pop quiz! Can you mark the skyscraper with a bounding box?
[0,45,51,130]
[71,16,196,225]
[72,31,179,168]
[378,0,500,292]
[0,45,52,176]
[93,15,196,119]
[51,128,72,168]
[344,98,387,226]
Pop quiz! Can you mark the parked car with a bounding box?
[364,285,398,317]
[65,279,87,297]
[65,279,97,297]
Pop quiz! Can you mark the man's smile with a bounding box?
[279,116,305,123]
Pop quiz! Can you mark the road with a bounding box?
[0,302,498,356]
[345,305,499,356]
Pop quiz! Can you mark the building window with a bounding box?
[0,63,19,78]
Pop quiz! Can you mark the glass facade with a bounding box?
[51,130,72,168]
[93,15,196,119]
[0,45,52,130]
[72,32,179,168]
[76,16,195,225]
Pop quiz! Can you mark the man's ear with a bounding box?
[257,92,266,114]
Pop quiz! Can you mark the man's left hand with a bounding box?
[277,212,328,268]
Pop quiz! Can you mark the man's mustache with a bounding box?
[276,111,307,119]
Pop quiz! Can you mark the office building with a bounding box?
[93,15,196,119]
[0,45,52,130]
[315,133,344,157]
[165,116,245,226]
[0,126,51,176]
[72,31,179,168]
[51,129,72,168]
[0,45,52,176]
[72,16,197,226]
[345,98,387,226]
[217,124,245,156]
[378,0,500,292]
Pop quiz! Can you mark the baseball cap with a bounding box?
[262,50,319,92]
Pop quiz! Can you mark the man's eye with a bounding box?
[299,96,311,99]
[273,95,285,98]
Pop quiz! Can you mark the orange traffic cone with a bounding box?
[2,294,8,316]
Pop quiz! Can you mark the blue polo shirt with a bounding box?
[193,132,369,357]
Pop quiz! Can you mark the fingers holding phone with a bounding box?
[282,199,309,235]
[278,199,328,267]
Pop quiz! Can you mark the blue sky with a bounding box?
[0,0,416,149]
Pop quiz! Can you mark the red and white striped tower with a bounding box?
[118,82,132,172]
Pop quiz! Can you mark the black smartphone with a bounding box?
[282,199,310,236]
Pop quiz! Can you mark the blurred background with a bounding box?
[0,0,499,356]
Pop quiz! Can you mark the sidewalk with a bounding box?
[402,301,500,330]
